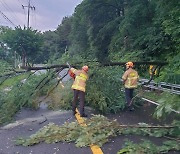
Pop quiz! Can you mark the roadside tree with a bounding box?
[1,26,43,67]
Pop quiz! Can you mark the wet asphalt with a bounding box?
[0,101,179,154]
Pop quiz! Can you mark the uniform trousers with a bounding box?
[72,89,85,115]
[125,88,134,107]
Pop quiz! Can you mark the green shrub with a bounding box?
[154,92,180,119]
[0,90,5,108]
[48,81,73,110]
[0,60,12,75]
[86,66,125,114]
[0,73,49,124]
[47,66,125,114]
[0,73,29,90]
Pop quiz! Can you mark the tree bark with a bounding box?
[21,61,168,71]
[22,52,26,67]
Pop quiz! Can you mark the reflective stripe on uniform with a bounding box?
[125,76,138,88]
[71,70,88,92]
[72,85,85,92]
[79,73,88,80]
[76,75,87,81]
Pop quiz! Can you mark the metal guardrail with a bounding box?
[119,79,179,114]
[139,79,180,95]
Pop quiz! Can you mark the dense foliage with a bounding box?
[0,1,179,153]
[47,66,125,114]
[118,140,180,154]
[0,0,179,122]
[0,72,51,124]
[48,81,73,110]
[0,0,179,79]
[1,27,43,66]
[142,91,180,119]
[0,60,12,75]
[86,66,125,113]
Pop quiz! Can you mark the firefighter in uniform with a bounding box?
[122,62,139,111]
[69,66,89,117]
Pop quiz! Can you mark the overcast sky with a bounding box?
[0,0,83,32]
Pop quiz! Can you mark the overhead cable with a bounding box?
[0,10,16,27]
[0,0,23,25]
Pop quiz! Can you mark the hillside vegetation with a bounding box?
[0,0,179,124]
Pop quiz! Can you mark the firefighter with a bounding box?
[68,65,89,117]
[122,62,139,111]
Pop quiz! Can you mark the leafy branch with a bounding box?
[16,115,180,149]
[118,140,180,154]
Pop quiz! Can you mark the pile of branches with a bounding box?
[16,115,180,151]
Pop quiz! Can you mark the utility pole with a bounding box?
[22,0,35,28]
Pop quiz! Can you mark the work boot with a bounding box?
[124,104,129,110]
[129,107,135,111]
[80,113,88,117]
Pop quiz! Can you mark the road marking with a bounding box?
[75,108,104,154]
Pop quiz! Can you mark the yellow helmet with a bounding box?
[125,61,134,67]
[82,65,88,72]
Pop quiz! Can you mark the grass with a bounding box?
[0,73,30,90]
[48,81,72,110]
[142,90,161,102]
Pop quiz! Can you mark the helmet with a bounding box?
[125,61,134,67]
[82,65,88,72]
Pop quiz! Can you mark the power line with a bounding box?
[0,10,16,27]
[31,0,37,28]
[17,0,26,16]
[31,7,36,28]
[16,0,27,27]
[0,0,23,25]
[22,0,35,28]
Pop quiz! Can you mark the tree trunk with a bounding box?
[22,53,26,67]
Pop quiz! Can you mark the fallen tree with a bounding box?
[15,115,180,150]
[20,61,168,71]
